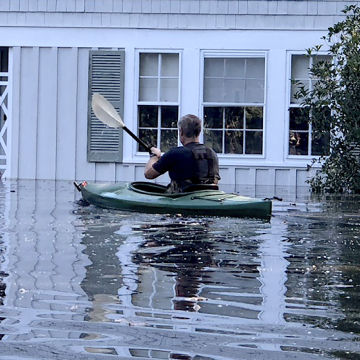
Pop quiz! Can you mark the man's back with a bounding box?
[153,142,220,192]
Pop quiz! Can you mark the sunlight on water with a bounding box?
[0,180,359,359]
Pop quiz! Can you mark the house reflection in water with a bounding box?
[122,220,216,313]
[113,217,288,320]
[79,212,289,321]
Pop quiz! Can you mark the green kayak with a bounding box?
[75,181,272,219]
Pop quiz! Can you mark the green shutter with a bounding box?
[87,50,125,162]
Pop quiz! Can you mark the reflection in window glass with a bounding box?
[289,108,309,131]
[139,128,157,150]
[139,105,158,127]
[161,106,178,128]
[225,131,243,154]
[204,129,222,153]
[204,107,263,154]
[161,130,178,152]
[312,131,330,156]
[245,131,263,154]
[138,105,179,152]
[225,107,244,129]
[204,107,223,129]
[246,107,263,129]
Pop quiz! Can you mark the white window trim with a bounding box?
[200,50,268,160]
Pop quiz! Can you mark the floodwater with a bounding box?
[0,180,360,360]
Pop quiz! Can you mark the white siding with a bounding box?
[37,47,57,180]
[18,47,39,180]
[11,46,92,180]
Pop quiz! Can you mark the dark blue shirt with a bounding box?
[153,142,220,182]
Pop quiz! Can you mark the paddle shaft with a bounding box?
[123,125,152,154]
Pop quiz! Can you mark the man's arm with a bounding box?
[144,147,161,179]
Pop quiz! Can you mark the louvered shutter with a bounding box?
[87,50,125,162]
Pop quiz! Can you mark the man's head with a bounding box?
[178,114,202,140]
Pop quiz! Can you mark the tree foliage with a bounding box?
[295,5,360,193]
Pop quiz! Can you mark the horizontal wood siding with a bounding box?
[0,1,358,30]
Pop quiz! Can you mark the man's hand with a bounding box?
[145,147,161,179]
[150,147,161,158]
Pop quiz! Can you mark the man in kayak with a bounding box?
[144,114,221,193]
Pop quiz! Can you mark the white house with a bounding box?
[0,0,357,189]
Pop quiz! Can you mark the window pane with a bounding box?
[204,130,222,153]
[225,131,243,154]
[204,107,223,128]
[292,55,309,79]
[246,58,265,79]
[312,131,330,156]
[139,106,158,127]
[289,107,309,130]
[313,55,331,67]
[288,131,308,155]
[225,107,244,129]
[161,130,178,152]
[223,79,245,103]
[140,53,158,76]
[161,106,178,128]
[291,79,309,104]
[139,128,157,150]
[203,78,224,102]
[139,78,158,101]
[204,57,265,104]
[245,79,264,103]
[160,78,178,102]
[245,131,263,154]
[225,58,245,78]
[246,107,263,129]
[204,58,224,77]
[161,54,179,76]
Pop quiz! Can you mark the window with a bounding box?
[202,55,265,155]
[289,54,330,156]
[137,53,180,153]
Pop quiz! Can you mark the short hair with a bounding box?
[178,114,202,138]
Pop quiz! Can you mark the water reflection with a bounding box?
[283,196,360,336]
[114,218,265,318]
[0,180,359,359]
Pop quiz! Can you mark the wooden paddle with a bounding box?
[92,93,152,154]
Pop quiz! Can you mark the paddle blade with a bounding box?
[92,93,124,128]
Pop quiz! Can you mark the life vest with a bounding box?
[187,143,216,184]
[166,143,218,193]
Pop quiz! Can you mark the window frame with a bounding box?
[135,49,182,154]
[200,50,267,158]
[286,51,331,158]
